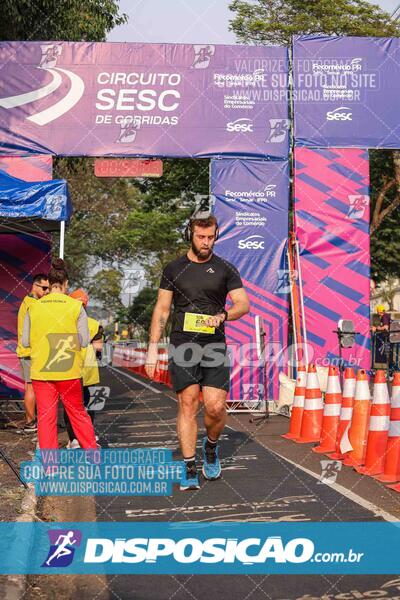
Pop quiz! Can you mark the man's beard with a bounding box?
[191,241,213,260]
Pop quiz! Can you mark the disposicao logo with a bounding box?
[42,529,82,568]
[83,536,314,565]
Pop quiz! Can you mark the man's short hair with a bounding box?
[32,273,48,284]
[190,214,218,235]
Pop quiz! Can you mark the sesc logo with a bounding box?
[326,107,352,121]
[226,118,253,133]
[238,235,265,250]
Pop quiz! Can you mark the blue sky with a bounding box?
[108,0,398,44]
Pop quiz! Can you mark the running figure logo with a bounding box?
[42,334,79,372]
[276,269,296,295]
[267,119,290,143]
[347,195,369,220]
[191,45,215,69]
[42,529,82,567]
[44,194,64,219]
[39,44,62,68]
[318,460,342,485]
[117,117,141,143]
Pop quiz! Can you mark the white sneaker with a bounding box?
[67,439,80,449]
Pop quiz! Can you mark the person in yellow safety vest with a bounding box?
[16,273,50,432]
[21,259,97,450]
[64,289,103,449]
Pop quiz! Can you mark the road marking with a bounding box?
[111,380,398,522]
[108,366,161,394]
[266,448,399,523]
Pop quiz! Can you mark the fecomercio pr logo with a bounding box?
[225,185,276,202]
[226,118,254,133]
[42,529,82,568]
[312,58,363,73]
[326,107,352,121]
[214,69,264,87]
[238,235,265,250]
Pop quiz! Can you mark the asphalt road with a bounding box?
[75,365,400,600]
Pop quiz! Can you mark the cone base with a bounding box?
[281,432,299,440]
[327,452,344,460]
[343,456,363,467]
[312,445,336,454]
[387,482,400,492]
[373,473,400,483]
[296,437,319,444]
[355,465,382,476]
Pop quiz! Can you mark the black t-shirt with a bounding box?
[380,313,391,328]
[159,254,243,346]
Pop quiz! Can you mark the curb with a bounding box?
[4,482,37,600]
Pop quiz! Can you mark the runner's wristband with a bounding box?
[222,309,228,322]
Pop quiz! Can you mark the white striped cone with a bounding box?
[356,370,390,476]
[313,365,342,454]
[282,365,307,440]
[297,364,323,444]
[376,372,400,484]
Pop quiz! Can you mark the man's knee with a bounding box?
[205,401,226,421]
[178,390,200,418]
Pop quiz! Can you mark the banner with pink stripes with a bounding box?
[294,148,370,370]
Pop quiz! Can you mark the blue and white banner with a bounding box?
[1,522,399,574]
[211,158,290,401]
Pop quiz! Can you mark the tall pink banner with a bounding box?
[294,148,370,369]
[0,155,52,397]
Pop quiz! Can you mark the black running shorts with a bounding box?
[168,343,230,393]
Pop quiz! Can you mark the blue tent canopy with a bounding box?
[0,170,72,233]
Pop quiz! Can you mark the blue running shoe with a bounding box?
[180,463,200,491]
[202,436,222,480]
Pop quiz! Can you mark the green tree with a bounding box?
[126,286,159,340]
[88,268,124,314]
[230,0,400,282]
[229,0,399,45]
[53,157,139,285]
[0,0,126,41]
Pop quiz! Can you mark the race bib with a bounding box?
[183,312,215,334]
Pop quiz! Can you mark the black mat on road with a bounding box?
[93,367,395,600]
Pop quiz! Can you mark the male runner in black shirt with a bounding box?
[145,212,250,490]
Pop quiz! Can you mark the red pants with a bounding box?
[32,378,97,450]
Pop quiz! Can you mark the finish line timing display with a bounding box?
[1,522,399,574]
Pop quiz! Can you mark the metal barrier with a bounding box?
[111,341,172,387]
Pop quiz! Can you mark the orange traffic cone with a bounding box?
[328,367,356,460]
[296,364,323,443]
[377,372,400,485]
[355,370,390,476]
[342,369,371,467]
[313,365,342,453]
[282,365,307,440]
